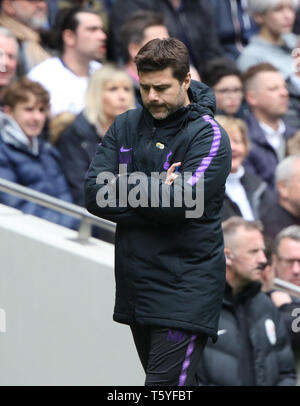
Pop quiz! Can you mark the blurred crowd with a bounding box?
[1,0,300,386]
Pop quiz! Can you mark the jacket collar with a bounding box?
[141,80,216,130]
[223,281,262,306]
[244,109,294,147]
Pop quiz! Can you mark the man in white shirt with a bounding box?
[28,7,106,116]
[242,63,296,191]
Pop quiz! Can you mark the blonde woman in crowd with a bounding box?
[54,65,135,206]
[216,115,274,221]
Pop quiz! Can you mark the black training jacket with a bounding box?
[196,282,297,386]
[85,80,231,341]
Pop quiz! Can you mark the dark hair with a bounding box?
[200,58,241,88]
[42,7,98,52]
[119,10,166,64]
[242,63,279,91]
[135,37,190,83]
[2,77,50,109]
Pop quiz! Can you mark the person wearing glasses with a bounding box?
[0,0,51,74]
[261,225,300,384]
[196,217,296,386]
[262,155,300,239]
[200,57,244,117]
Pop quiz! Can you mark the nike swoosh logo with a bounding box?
[120,146,133,152]
[217,329,227,336]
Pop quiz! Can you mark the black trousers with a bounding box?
[130,323,207,386]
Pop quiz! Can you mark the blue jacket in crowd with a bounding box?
[211,0,257,60]
[0,112,77,229]
[243,110,296,192]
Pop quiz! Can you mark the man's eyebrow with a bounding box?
[85,24,103,30]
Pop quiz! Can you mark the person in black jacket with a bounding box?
[85,38,231,386]
[196,217,296,386]
[55,65,135,207]
[107,0,222,71]
[262,155,300,240]
[261,226,300,384]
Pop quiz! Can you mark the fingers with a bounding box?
[167,162,181,175]
[165,162,182,185]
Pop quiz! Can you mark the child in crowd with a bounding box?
[0,77,77,229]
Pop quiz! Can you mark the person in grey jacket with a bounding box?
[237,0,299,79]
[196,217,296,386]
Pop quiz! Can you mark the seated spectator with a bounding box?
[0,77,76,229]
[57,0,109,32]
[216,115,274,221]
[262,226,300,384]
[285,49,300,129]
[262,155,300,239]
[46,0,59,28]
[118,11,169,105]
[237,0,299,78]
[211,0,258,60]
[107,0,222,72]
[196,217,296,386]
[287,129,300,154]
[200,58,244,117]
[55,65,135,206]
[242,63,296,191]
[28,7,107,116]
[0,27,18,103]
[0,0,51,75]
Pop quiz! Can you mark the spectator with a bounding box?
[237,0,299,78]
[196,217,296,386]
[211,0,258,60]
[200,58,244,117]
[263,226,300,384]
[55,65,135,206]
[46,0,59,28]
[294,3,300,32]
[0,77,76,229]
[0,27,19,103]
[262,155,300,239]
[285,49,300,129]
[107,0,222,71]
[287,129,300,154]
[215,115,274,221]
[242,63,295,191]
[28,7,107,116]
[57,0,109,33]
[118,11,169,104]
[0,0,51,75]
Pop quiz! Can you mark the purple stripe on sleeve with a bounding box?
[178,335,197,386]
[187,115,222,186]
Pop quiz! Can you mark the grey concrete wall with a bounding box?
[0,205,144,386]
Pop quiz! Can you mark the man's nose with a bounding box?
[98,29,107,41]
[292,260,300,275]
[258,250,267,265]
[148,88,159,101]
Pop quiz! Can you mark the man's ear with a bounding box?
[183,72,191,91]
[224,248,233,266]
[62,29,77,48]
[245,90,258,108]
[277,180,289,201]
